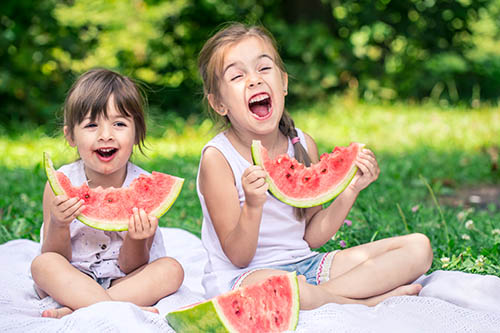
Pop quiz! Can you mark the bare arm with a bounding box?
[199,147,267,268]
[118,208,156,274]
[40,182,85,260]
[303,135,380,248]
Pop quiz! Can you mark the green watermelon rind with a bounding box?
[43,152,184,232]
[166,271,300,332]
[251,140,362,208]
[166,300,230,333]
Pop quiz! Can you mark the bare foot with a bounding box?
[41,306,73,318]
[360,283,422,306]
[140,306,159,314]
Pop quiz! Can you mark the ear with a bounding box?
[282,72,289,96]
[64,126,76,147]
[207,93,228,116]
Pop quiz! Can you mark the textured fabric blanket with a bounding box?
[1,227,499,332]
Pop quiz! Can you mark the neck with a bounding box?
[226,127,287,161]
[84,163,128,189]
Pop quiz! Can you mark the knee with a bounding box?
[152,257,184,292]
[407,233,433,271]
[31,252,66,277]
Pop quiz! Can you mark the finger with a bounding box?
[64,201,85,220]
[128,215,136,233]
[355,160,371,177]
[148,216,159,231]
[53,195,71,207]
[245,170,267,183]
[133,208,144,233]
[139,209,151,231]
[58,197,81,213]
[66,205,85,221]
[361,148,376,158]
[59,199,85,219]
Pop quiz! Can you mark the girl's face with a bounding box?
[64,97,136,186]
[212,36,288,138]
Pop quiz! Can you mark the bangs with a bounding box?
[64,68,147,151]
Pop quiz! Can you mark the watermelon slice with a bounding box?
[43,152,184,231]
[252,140,364,208]
[166,272,300,332]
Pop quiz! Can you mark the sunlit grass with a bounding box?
[2,100,498,168]
[1,100,499,275]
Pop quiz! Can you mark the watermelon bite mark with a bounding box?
[43,152,184,231]
[252,140,364,208]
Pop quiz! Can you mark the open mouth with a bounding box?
[248,93,272,119]
[96,148,117,159]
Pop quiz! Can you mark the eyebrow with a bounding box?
[222,54,274,76]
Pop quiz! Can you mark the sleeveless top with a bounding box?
[198,129,315,298]
[40,160,166,280]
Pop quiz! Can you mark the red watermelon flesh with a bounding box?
[166,272,300,332]
[44,152,184,231]
[252,140,364,208]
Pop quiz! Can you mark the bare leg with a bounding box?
[323,233,433,299]
[31,253,183,318]
[31,252,114,317]
[239,269,374,310]
[108,257,184,306]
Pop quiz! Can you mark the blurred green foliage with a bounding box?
[2,0,500,131]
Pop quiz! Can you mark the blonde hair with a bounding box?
[198,23,312,218]
[63,68,147,153]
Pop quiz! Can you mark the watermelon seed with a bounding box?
[108,199,112,202]
[304,176,310,182]
[85,194,89,199]
[290,165,294,170]
[286,173,291,179]
[321,168,327,174]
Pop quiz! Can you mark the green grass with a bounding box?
[1,98,499,275]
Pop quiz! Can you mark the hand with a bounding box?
[348,148,380,194]
[127,207,158,240]
[50,195,85,228]
[241,165,268,208]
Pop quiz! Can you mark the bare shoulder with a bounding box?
[199,146,235,192]
[302,131,319,163]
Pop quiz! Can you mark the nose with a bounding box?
[98,123,113,141]
[247,73,263,89]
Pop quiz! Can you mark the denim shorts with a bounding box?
[231,251,339,290]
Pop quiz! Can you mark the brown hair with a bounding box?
[63,68,147,153]
[198,23,311,218]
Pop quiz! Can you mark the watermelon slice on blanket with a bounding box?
[252,140,364,208]
[166,272,299,332]
[43,152,184,231]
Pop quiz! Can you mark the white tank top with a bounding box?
[40,159,166,280]
[198,129,315,298]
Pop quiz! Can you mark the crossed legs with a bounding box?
[239,233,433,310]
[31,252,184,318]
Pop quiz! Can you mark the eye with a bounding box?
[83,123,97,128]
[230,74,243,81]
[114,121,127,127]
[260,66,272,71]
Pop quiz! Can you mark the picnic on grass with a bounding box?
[2,4,500,333]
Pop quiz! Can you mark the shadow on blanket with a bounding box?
[0,227,499,332]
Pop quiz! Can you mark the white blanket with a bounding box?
[1,228,499,332]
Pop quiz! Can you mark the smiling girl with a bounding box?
[30,69,184,318]
[196,23,433,309]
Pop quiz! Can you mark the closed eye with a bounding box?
[231,74,243,81]
[260,66,272,71]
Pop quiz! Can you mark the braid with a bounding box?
[279,111,311,220]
